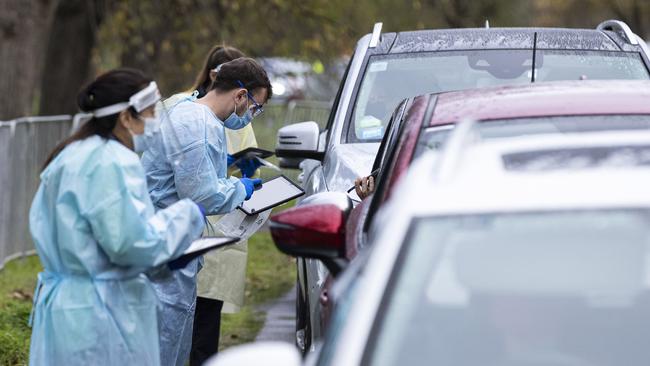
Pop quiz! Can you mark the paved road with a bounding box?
[255,285,296,343]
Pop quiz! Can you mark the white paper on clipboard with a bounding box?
[238,175,304,215]
[183,236,239,256]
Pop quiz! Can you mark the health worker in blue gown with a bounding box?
[141,57,271,366]
[28,69,206,366]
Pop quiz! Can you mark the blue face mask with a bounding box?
[223,109,253,130]
[223,97,253,130]
[223,98,253,130]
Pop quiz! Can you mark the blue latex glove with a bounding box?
[236,158,263,178]
[196,204,206,216]
[239,178,262,200]
[227,154,235,167]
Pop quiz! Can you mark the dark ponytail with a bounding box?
[42,68,152,170]
[211,58,273,99]
[192,45,246,98]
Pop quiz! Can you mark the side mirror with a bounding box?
[276,121,325,169]
[270,192,352,276]
[204,342,301,366]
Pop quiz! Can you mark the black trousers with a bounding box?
[190,296,224,366]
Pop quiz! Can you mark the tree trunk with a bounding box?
[0,0,58,120]
[38,0,107,116]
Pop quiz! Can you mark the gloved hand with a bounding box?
[227,154,235,167]
[239,178,263,200]
[196,203,206,216]
[236,158,263,178]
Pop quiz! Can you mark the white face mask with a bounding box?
[132,116,161,153]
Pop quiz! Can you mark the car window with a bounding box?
[535,50,649,82]
[366,209,650,366]
[371,99,409,174]
[322,57,352,149]
[414,115,650,158]
[363,102,413,233]
[346,50,650,143]
[502,145,650,171]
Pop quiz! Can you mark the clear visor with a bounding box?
[130,81,161,112]
[92,81,161,118]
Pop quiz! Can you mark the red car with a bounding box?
[271,79,650,330]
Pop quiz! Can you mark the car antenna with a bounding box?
[485,19,490,29]
[531,32,538,83]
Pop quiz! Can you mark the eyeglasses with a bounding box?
[236,80,264,117]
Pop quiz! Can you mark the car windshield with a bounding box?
[368,209,650,366]
[349,50,649,143]
[414,115,650,158]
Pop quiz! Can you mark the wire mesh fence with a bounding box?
[0,116,74,269]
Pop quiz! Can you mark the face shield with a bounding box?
[92,81,162,118]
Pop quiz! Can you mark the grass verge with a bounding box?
[219,231,295,350]
[0,231,294,364]
[0,255,41,366]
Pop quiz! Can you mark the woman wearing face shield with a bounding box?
[27,69,205,366]
[142,57,272,366]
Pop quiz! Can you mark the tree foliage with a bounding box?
[1,0,648,118]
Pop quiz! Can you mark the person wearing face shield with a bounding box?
[27,69,205,366]
[141,57,272,366]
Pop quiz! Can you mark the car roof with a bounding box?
[375,27,639,54]
[427,80,650,126]
[388,129,650,218]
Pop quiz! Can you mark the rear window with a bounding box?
[414,115,650,158]
[502,145,650,171]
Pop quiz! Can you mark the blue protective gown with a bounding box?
[28,135,205,366]
[141,99,246,366]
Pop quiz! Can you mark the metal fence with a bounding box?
[0,115,74,270]
[0,100,331,270]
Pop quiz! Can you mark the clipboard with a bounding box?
[168,236,239,270]
[231,147,274,161]
[238,175,305,216]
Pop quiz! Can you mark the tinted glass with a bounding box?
[414,115,650,158]
[370,209,650,366]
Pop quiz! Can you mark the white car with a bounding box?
[213,126,650,366]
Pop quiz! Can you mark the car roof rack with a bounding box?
[369,22,383,48]
[597,19,639,45]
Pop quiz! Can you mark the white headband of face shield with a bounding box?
[91,81,161,118]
